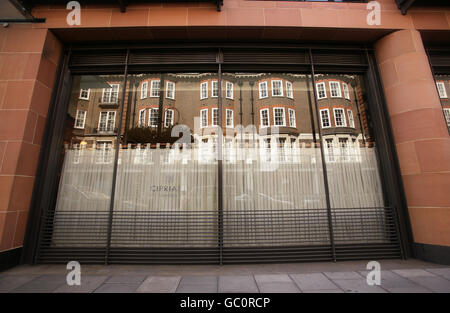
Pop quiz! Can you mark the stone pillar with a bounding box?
[375,29,450,263]
[0,25,62,268]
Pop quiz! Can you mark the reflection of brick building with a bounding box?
[435,75,450,130]
[124,73,367,147]
[69,75,123,150]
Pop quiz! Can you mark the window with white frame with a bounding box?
[316,82,326,99]
[260,108,269,128]
[444,108,450,127]
[212,108,219,126]
[79,88,90,100]
[139,109,146,127]
[141,82,148,99]
[286,81,293,99]
[320,109,330,128]
[212,80,219,98]
[288,108,296,127]
[339,138,349,161]
[164,109,174,128]
[342,83,350,100]
[329,81,342,98]
[271,80,283,97]
[436,82,448,99]
[226,81,233,99]
[96,141,113,164]
[150,80,160,97]
[200,109,208,128]
[148,108,159,127]
[347,109,355,128]
[226,109,233,128]
[333,108,346,127]
[101,84,119,103]
[166,81,175,99]
[259,81,268,99]
[326,139,335,162]
[98,111,116,132]
[74,110,86,129]
[273,107,286,126]
[200,82,208,99]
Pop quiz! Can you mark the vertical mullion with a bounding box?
[365,49,407,260]
[105,49,130,264]
[157,74,165,136]
[217,50,224,265]
[308,49,336,262]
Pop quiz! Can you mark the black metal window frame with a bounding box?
[21,42,413,265]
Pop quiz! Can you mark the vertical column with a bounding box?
[375,29,450,261]
[0,26,62,266]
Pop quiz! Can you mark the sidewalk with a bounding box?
[1,259,449,293]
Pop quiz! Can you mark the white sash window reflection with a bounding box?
[164,109,174,128]
[101,84,119,103]
[333,108,346,127]
[98,111,116,133]
[150,80,160,97]
[96,141,113,164]
[149,108,159,127]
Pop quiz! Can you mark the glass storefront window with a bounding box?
[52,75,124,247]
[36,47,404,263]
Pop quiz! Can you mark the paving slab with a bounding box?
[179,275,218,285]
[176,283,218,293]
[94,283,140,293]
[0,275,40,293]
[53,275,109,293]
[305,289,344,293]
[136,276,181,293]
[323,271,363,280]
[254,274,293,283]
[359,270,428,292]
[405,276,450,293]
[331,278,387,293]
[425,268,450,280]
[392,269,436,278]
[388,287,432,293]
[105,275,147,284]
[11,275,66,293]
[256,281,301,293]
[218,275,259,293]
[176,276,218,293]
[290,273,340,292]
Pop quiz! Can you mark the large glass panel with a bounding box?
[110,73,219,248]
[51,75,124,247]
[434,74,450,131]
[222,73,330,247]
[315,74,386,244]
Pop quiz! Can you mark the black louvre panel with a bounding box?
[69,50,128,73]
[312,49,368,73]
[223,49,309,65]
[129,49,217,65]
[427,49,450,74]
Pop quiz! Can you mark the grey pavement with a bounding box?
[0,259,449,293]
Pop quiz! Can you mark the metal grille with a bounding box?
[222,49,309,65]
[37,206,401,264]
[129,49,217,65]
